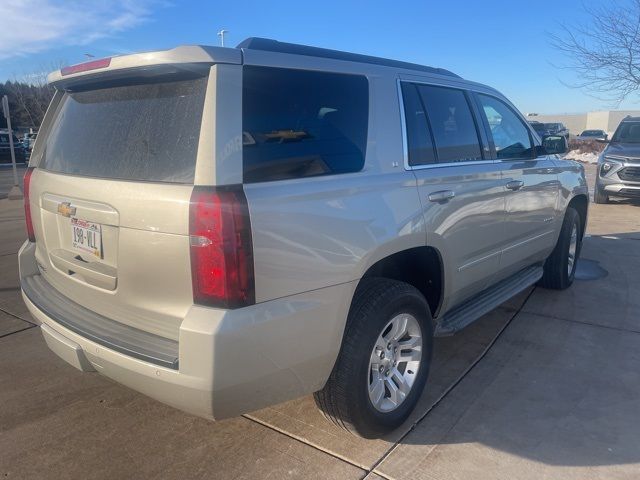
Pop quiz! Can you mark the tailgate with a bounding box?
[28,75,208,341]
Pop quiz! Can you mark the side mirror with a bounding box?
[542,135,568,155]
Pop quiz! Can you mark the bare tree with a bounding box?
[11,71,55,126]
[2,61,62,129]
[550,0,640,106]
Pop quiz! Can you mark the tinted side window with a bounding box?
[242,66,369,183]
[401,83,436,166]
[417,85,482,163]
[477,95,533,160]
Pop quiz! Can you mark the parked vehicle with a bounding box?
[544,122,570,139]
[595,116,640,203]
[19,38,588,438]
[22,132,38,152]
[0,132,27,164]
[529,121,548,138]
[577,129,608,141]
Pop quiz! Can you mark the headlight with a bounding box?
[600,155,623,176]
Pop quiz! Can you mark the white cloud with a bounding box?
[0,0,162,60]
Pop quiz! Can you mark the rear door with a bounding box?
[400,81,506,311]
[474,93,560,278]
[29,73,210,341]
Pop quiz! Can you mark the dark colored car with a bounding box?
[544,122,570,139]
[528,121,569,139]
[595,117,640,203]
[577,129,608,141]
[22,132,37,152]
[529,121,547,138]
[0,132,28,164]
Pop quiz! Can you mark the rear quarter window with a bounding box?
[40,77,208,183]
[242,66,369,183]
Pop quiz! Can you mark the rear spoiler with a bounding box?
[48,45,242,88]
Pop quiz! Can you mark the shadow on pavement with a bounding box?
[376,233,640,479]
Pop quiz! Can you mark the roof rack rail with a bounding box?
[236,37,460,78]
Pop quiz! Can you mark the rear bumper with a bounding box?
[19,241,356,419]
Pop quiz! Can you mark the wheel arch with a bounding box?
[359,246,444,319]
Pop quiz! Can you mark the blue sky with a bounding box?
[0,0,636,114]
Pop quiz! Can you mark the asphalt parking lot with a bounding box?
[1,164,640,479]
[0,164,26,199]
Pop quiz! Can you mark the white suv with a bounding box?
[19,38,588,438]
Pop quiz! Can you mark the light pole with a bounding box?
[1,95,22,200]
[217,29,228,47]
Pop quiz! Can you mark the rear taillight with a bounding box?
[189,186,255,309]
[23,167,35,242]
[61,58,111,76]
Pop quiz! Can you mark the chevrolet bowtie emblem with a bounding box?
[57,202,76,217]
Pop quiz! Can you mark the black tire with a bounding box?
[594,184,609,204]
[314,278,433,438]
[539,207,582,290]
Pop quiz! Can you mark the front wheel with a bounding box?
[314,278,433,438]
[539,207,582,290]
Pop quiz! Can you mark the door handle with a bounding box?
[428,190,456,202]
[505,180,524,191]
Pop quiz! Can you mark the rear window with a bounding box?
[40,77,208,183]
[242,66,369,183]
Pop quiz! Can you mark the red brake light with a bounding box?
[189,186,255,309]
[61,58,111,76]
[23,167,35,242]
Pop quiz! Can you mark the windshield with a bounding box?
[531,123,546,133]
[40,76,208,183]
[611,122,640,143]
[581,130,602,136]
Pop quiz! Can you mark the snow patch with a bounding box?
[564,150,599,164]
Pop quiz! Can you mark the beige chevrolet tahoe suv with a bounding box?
[19,38,588,438]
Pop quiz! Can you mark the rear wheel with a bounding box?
[594,184,609,204]
[539,207,582,290]
[314,278,433,438]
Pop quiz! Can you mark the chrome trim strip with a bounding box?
[603,184,640,192]
[458,250,502,272]
[410,160,498,170]
[502,230,554,254]
[396,79,410,171]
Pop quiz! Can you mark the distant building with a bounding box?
[527,110,640,136]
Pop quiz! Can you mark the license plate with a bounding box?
[70,218,103,259]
